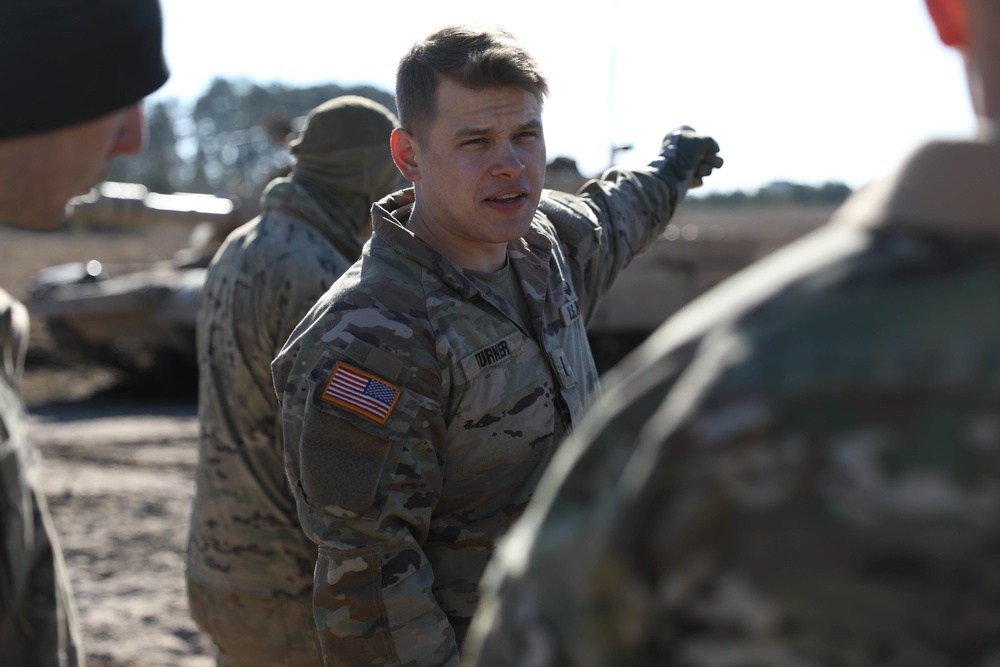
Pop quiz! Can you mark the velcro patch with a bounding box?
[461,331,525,381]
[321,362,401,425]
[560,297,581,326]
[550,349,578,389]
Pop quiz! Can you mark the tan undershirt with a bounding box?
[465,255,534,336]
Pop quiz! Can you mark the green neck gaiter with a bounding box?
[291,145,403,235]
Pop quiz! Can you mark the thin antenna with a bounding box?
[608,48,616,169]
[607,49,633,169]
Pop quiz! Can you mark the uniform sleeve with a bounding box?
[278,327,457,667]
[538,163,682,324]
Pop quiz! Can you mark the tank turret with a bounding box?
[26,182,244,382]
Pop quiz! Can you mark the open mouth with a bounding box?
[487,193,527,204]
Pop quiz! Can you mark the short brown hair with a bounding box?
[395,24,549,138]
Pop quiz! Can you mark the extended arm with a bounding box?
[540,127,723,321]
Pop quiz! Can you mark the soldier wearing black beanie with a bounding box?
[0,2,167,665]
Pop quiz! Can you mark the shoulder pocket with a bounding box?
[295,345,429,520]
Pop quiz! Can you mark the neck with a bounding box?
[406,208,509,273]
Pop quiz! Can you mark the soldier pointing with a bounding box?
[272,22,722,666]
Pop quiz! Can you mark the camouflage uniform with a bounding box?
[462,136,1000,666]
[271,135,706,666]
[0,289,83,667]
[186,177,380,666]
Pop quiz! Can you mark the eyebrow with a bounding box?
[454,117,543,139]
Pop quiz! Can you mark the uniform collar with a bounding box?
[832,136,1000,237]
[371,188,553,299]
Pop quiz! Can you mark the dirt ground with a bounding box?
[2,223,218,666]
[32,395,214,667]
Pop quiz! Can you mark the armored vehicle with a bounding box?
[26,182,245,381]
[25,170,837,386]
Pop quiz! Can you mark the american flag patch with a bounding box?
[321,362,401,424]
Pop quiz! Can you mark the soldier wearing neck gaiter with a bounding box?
[186,95,404,667]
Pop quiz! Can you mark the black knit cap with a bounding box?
[0,0,169,139]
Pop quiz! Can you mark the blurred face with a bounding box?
[0,104,146,230]
[392,78,546,271]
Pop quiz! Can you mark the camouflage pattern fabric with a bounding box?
[272,142,694,666]
[462,138,1000,666]
[0,288,83,667]
[186,178,378,663]
[187,578,322,667]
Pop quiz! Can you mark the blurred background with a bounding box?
[127,0,973,200]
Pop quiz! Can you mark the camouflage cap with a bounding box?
[290,96,398,155]
[0,0,169,139]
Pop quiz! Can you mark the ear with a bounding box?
[391,128,421,183]
[925,0,968,47]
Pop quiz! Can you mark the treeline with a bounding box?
[686,181,853,207]
[108,76,852,211]
[106,77,397,205]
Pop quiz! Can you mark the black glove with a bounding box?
[658,126,723,190]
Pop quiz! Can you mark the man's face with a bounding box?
[0,104,145,230]
[398,78,546,269]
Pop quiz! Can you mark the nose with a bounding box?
[491,140,526,179]
[110,104,146,156]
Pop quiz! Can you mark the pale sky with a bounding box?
[150,0,975,194]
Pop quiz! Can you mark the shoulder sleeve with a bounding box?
[279,304,458,666]
[244,220,356,360]
[537,165,680,323]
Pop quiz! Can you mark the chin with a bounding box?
[501,217,535,243]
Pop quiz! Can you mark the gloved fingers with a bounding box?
[689,152,724,189]
[695,153,724,177]
[658,126,723,189]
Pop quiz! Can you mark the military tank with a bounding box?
[26,181,245,382]
[26,168,837,387]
